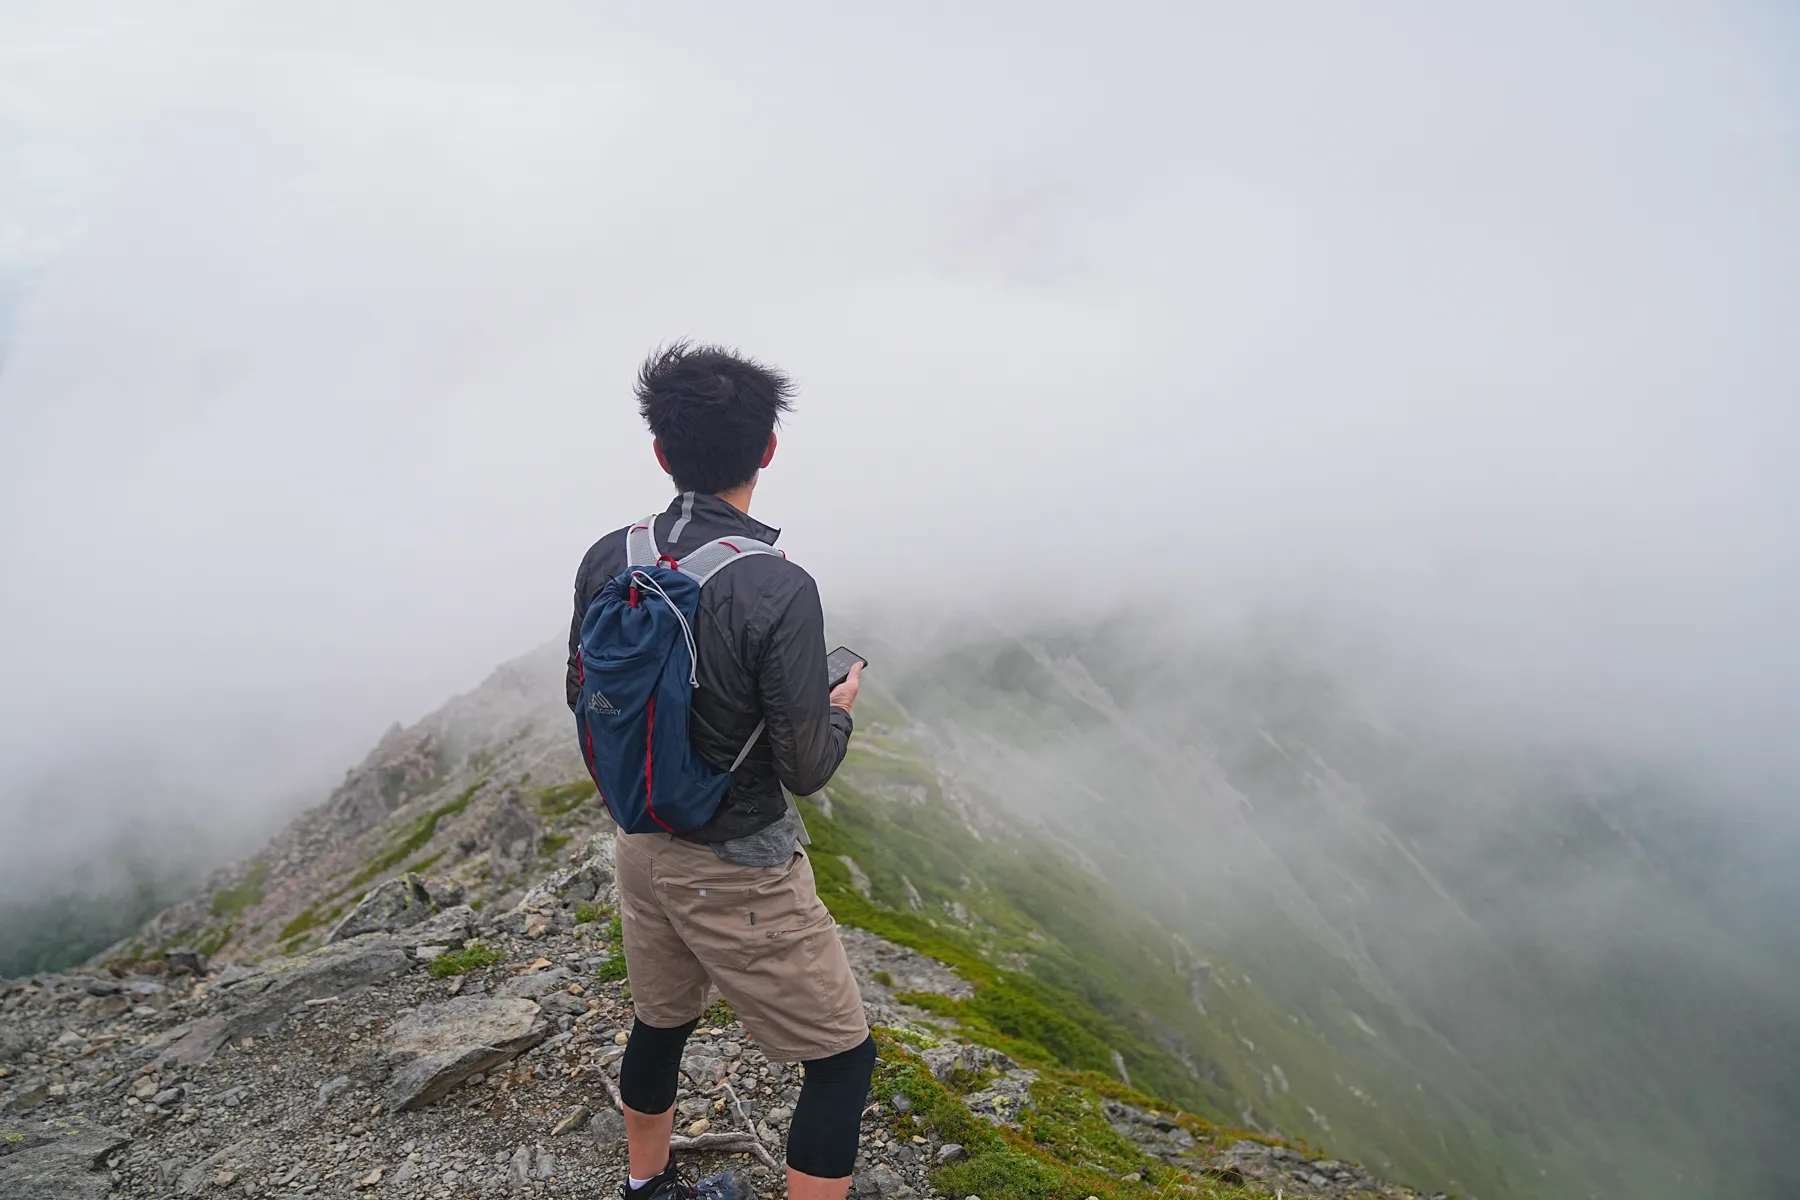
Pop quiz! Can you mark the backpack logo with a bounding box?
[586,689,619,717]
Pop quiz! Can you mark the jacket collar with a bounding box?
[662,490,781,548]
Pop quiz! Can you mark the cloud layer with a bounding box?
[2,1,1796,886]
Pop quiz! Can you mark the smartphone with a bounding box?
[826,646,869,690]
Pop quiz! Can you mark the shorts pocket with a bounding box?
[658,856,806,974]
[745,854,835,967]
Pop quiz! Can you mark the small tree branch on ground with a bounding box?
[671,1131,780,1171]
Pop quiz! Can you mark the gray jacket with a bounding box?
[566,491,853,844]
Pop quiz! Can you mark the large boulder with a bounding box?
[550,832,616,902]
[162,949,209,977]
[408,904,476,950]
[0,1117,129,1200]
[498,833,616,935]
[499,967,587,1020]
[961,1069,1038,1127]
[325,873,465,944]
[919,1041,1013,1084]
[159,935,413,1066]
[383,995,549,1111]
[497,967,572,1000]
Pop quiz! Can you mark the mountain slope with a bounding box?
[1,828,1441,1200]
[869,623,1800,1200]
[51,626,1798,1199]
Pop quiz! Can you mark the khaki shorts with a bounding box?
[613,830,869,1062]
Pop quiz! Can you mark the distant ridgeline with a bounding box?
[43,632,1800,1200]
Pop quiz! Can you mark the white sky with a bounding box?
[1,1,1796,875]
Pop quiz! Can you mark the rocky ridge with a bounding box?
[3,833,1441,1200]
[115,644,595,972]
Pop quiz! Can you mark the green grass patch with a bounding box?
[277,902,346,952]
[427,940,506,979]
[875,1023,942,1052]
[872,969,895,987]
[804,809,1147,1079]
[346,782,483,892]
[895,990,1074,1070]
[590,912,629,982]
[210,860,270,919]
[536,778,598,818]
[192,924,235,959]
[540,833,572,858]
[279,906,326,941]
[798,764,1238,1117]
[871,1031,1254,1200]
[573,902,607,925]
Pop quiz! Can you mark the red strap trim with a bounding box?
[719,540,741,553]
[578,714,605,804]
[644,696,673,833]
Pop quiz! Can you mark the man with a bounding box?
[567,343,872,1200]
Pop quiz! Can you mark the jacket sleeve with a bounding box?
[755,573,853,796]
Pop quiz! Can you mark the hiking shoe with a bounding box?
[622,1159,754,1200]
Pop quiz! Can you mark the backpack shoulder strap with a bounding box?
[675,536,786,585]
[625,514,661,568]
[675,535,787,770]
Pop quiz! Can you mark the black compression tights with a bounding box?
[786,1035,878,1178]
[618,1019,877,1180]
[618,1016,698,1116]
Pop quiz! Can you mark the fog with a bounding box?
[2,0,1797,894]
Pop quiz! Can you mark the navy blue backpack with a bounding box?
[573,513,784,834]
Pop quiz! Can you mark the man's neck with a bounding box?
[710,481,756,514]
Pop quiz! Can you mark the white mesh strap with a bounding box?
[680,535,784,770]
[675,536,785,585]
[625,513,661,567]
[729,719,766,772]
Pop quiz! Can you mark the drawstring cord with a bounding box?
[629,569,699,686]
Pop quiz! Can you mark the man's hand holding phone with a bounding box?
[826,646,867,712]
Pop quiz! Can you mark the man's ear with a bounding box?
[760,432,778,470]
[653,438,672,477]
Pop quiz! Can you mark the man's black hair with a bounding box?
[636,342,794,495]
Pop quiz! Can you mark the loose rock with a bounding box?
[0,1118,128,1200]
[163,949,209,977]
[553,1105,591,1136]
[383,995,549,1111]
[326,873,465,945]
